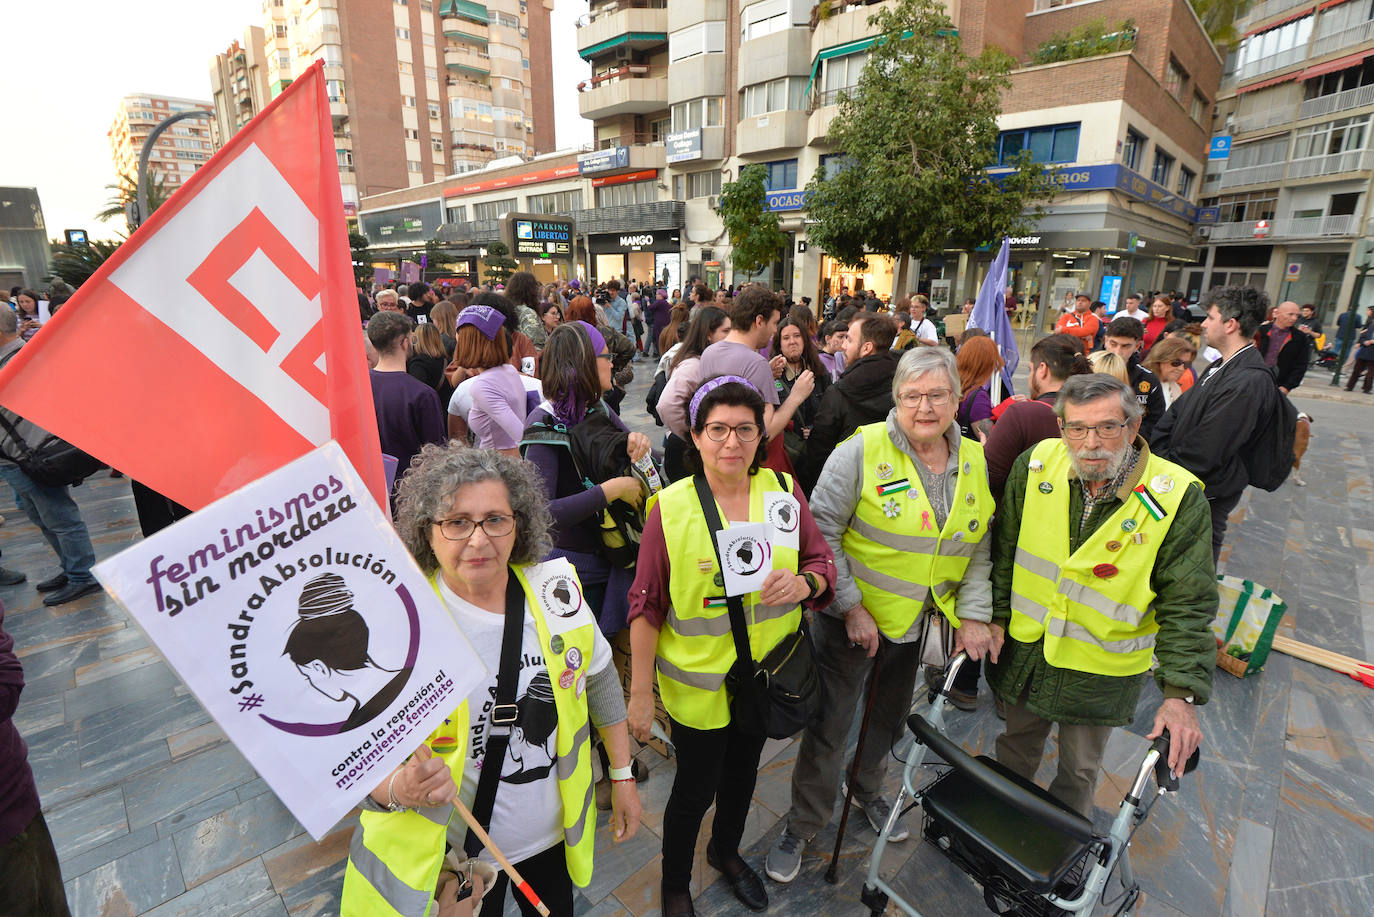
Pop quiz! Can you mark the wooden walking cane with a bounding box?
[826,645,884,884]
[449,794,552,916]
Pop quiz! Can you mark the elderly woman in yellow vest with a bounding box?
[342,445,642,917]
[987,373,1215,817]
[625,376,836,917]
[766,347,997,883]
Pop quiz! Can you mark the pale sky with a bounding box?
[2,0,591,241]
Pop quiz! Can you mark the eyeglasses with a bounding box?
[702,422,761,443]
[896,389,952,408]
[1168,360,1190,368]
[1060,421,1129,441]
[595,352,613,362]
[433,514,516,541]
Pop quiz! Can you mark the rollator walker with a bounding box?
[860,654,1199,917]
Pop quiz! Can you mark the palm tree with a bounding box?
[47,238,123,289]
[97,170,170,232]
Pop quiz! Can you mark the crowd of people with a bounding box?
[1,270,1367,917]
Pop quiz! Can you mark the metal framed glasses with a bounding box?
[896,389,953,408]
[702,422,761,443]
[433,514,516,541]
[1060,421,1129,441]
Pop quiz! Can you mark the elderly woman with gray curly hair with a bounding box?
[342,444,641,917]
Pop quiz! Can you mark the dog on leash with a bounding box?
[1292,412,1313,486]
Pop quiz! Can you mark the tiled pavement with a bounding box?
[6,364,1373,917]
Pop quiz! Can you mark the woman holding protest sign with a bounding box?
[626,377,834,917]
[341,445,640,917]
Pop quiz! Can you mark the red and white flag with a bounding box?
[0,61,385,510]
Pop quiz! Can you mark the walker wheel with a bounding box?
[860,883,888,916]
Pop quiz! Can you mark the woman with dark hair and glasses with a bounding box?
[626,378,835,917]
[770,315,832,465]
[342,445,640,917]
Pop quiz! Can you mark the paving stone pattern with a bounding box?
[7,366,1371,916]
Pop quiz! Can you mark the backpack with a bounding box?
[520,406,663,568]
[1240,382,1298,492]
[645,368,667,426]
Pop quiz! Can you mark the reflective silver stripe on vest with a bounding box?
[655,655,728,692]
[1010,591,1053,626]
[564,775,595,848]
[752,602,797,626]
[666,605,732,637]
[1046,616,1157,655]
[847,515,940,554]
[849,556,933,603]
[931,579,962,600]
[1015,548,1060,583]
[348,824,434,917]
[415,803,450,827]
[1058,579,1147,627]
[557,719,591,781]
[937,539,979,559]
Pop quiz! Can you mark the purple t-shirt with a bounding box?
[1263,327,1291,368]
[698,340,780,405]
[467,363,529,450]
[369,369,447,479]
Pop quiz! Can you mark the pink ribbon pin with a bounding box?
[921,511,933,530]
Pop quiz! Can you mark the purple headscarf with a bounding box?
[550,320,608,426]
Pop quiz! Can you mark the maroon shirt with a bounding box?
[1,602,40,846]
[629,478,836,629]
[1263,326,1291,368]
[983,391,1062,502]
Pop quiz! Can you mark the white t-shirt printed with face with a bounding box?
[435,577,612,866]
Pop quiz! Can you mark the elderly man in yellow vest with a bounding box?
[767,347,997,883]
[988,374,1217,818]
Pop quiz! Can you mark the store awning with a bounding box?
[1236,70,1302,93]
[1299,48,1374,80]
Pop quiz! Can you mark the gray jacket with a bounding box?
[0,338,42,468]
[807,411,994,632]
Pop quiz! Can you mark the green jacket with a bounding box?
[986,440,1217,726]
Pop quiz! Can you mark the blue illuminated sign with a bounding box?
[1208,136,1232,160]
[988,164,1198,222]
[765,190,809,212]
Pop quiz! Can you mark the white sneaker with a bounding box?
[765,827,806,883]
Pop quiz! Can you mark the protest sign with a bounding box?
[715,522,772,597]
[94,441,484,839]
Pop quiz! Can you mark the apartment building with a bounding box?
[1199,0,1374,323]
[209,28,273,150]
[107,94,215,193]
[357,0,1218,315]
[248,0,555,216]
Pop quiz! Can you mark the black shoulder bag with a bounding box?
[463,574,528,858]
[0,413,105,488]
[692,472,821,739]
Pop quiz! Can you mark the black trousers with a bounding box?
[486,842,574,917]
[1208,490,1243,564]
[0,812,71,917]
[661,715,768,892]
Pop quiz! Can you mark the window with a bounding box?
[527,189,583,213]
[1164,57,1186,99]
[670,97,724,131]
[425,67,438,82]
[432,138,443,152]
[741,0,807,42]
[820,52,868,105]
[670,22,726,62]
[763,159,798,190]
[445,203,466,223]
[403,95,417,107]
[595,181,656,208]
[428,102,441,119]
[1122,128,1145,171]
[819,153,856,176]
[473,198,517,220]
[1231,16,1313,78]
[396,28,410,39]
[326,79,345,102]
[1177,166,1195,198]
[1151,149,1175,186]
[997,123,1080,165]
[404,128,420,139]
[742,78,806,116]
[651,118,671,141]
[1294,114,1371,158]
[675,170,722,199]
[398,61,412,74]
[1191,91,1208,122]
[1213,190,1277,223]
[337,149,353,168]
[1330,191,1360,215]
[407,160,423,172]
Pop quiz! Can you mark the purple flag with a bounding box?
[969,236,1018,399]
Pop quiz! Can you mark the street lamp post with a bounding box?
[130,110,214,230]
[1331,239,1374,387]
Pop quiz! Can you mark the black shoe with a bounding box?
[706,842,768,912]
[36,573,68,592]
[660,884,696,917]
[0,567,25,586]
[42,580,103,606]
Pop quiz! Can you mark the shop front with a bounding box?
[819,253,896,303]
[505,213,577,283]
[587,229,682,289]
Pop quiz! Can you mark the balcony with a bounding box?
[1237,0,1312,29]
[442,0,490,25]
[445,46,491,76]
[1298,83,1374,121]
[1312,17,1374,58]
[577,68,668,119]
[734,109,809,156]
[1217,161,1287,189]
[1281,213,1358,237]
[1232,107,1293,133]
[576,2,668,61]
[806,86,852,145]
[443,17,489,45]
[1287,148,1374,178]
[329,100,349,125]
[1236,45,1306,82]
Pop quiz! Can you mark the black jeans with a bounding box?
[0,812,71,917]
[1208,490,1243,564]
[661,715,768,892]
[486,842,574,917]
[1347,357,1374,392]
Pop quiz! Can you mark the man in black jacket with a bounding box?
[1255,300,1310,394]
[796,314,899,494]
[1151,286,1277,562]
[1101,316,1165,439]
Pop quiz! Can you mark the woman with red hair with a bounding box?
[566,295,636,413]
[955,334,1005,441]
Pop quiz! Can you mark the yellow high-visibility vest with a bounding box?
[1008,439,1198,676]
[840,423,993,639]
[653,472,802,730]
[342,564,597,916]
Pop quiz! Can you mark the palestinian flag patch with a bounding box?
[1132,484,1167,521]
[703,596,728,609]
[876,478,911,496]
